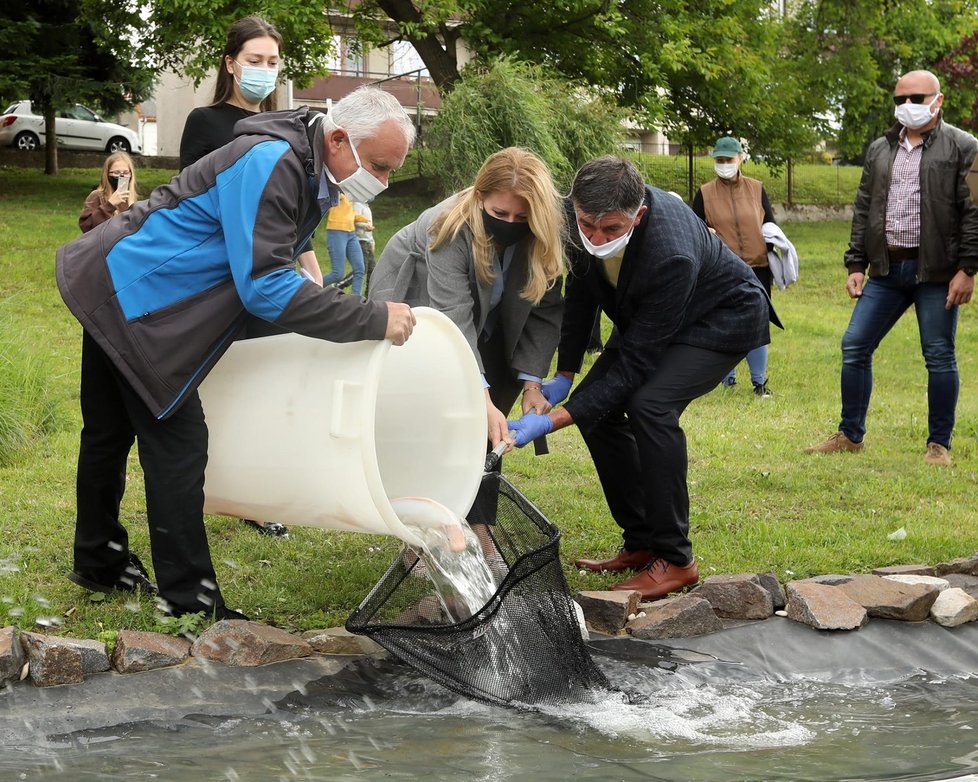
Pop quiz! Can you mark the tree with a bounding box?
[934,30,978,131]
[0,0,155,174]
[350,0,822,161]
[87,0,338,90]
[785,0,978,161]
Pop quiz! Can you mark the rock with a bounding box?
[112,630,192,673]
[935,555,978,578]
[190,621,313,666]
[575,590,640,635]
[785,581,868,630]
[301,628,383,655]
[797,574,855,586]
[20,632,108,687]
[881,574,950,592]
[0,627,26,688]
[627,595,723,639]
[696,574,774,620]
[943,573,978,599]
[836,575,939,621]
[930,588,978,627]
[872,564,936,577]
[757,572,787,610]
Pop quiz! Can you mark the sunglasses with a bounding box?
[892,93,937,106]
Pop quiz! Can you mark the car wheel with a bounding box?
[106,137,131,154]
[14,131,39,151]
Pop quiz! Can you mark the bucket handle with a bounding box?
[329,379,363,439]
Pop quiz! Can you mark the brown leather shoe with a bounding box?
[611,558,700,600]
[804,431,863,454]
[924,442,952,466]
[574,548,654,573]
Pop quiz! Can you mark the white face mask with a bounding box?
[894,95,940,130]
[577,223,634,259]
[326,133,387,203]
[715,162,739,180]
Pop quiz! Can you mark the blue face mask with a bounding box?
[235,63,278,103]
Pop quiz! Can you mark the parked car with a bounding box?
[0,101,141,154]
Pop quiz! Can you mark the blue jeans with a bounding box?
[723,345,768,386]
[724,265,771,386]
[839,260,959,448]
[324,230,365,296]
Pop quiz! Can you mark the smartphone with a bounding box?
[117,174,130,191]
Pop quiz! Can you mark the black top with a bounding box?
[179,103,256,171]
[179,103,315,256]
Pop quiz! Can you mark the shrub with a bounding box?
[425,57,627,193]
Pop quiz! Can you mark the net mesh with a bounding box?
[346,474,612,708]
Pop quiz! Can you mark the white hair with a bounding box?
[329,86,416,147]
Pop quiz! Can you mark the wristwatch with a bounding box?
[965,267,978,277]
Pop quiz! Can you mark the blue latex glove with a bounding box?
[509,413,554,448]
[541,374,572,405]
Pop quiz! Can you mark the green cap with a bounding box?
[710,136,743,158]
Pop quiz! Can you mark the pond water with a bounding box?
[7,645,978,782]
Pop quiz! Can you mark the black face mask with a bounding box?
[481,209,532,247]
[108,175,120,190]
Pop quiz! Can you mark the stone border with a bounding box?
[0,622,381,689]
[3,554,976,691]
[577,554,978,639]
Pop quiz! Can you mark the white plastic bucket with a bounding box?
[199,307,487,547]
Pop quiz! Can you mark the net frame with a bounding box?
[346,474,611,708]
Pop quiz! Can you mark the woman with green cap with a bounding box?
[692,136,778,398]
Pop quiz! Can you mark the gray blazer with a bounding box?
[369,195,563,379]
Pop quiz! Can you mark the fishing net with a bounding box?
[346,473,612,708]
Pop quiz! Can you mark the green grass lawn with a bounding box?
[0,165,975,642]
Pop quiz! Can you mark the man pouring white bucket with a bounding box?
[56,87,417,621]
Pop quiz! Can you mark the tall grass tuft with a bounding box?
[425,57,626,193]
[0,322,60,465]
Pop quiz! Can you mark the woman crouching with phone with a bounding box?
[79,152,138,233]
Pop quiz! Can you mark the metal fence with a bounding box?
[632,152,862,207]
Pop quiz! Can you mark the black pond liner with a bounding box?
[346,473,613,708]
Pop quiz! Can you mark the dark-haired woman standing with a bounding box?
[179,17,321,537]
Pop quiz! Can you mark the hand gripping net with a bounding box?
[346,474,612,708]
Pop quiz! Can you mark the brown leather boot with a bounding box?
[574,548,654,573]
[611,558,699,600]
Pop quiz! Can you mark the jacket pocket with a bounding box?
[125,281,242,392]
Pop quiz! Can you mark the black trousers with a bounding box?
[74,331,226,614]
[574,343,744,565]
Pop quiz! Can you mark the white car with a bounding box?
[0,101,141,154]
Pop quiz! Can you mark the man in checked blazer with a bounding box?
[508,156,780,600]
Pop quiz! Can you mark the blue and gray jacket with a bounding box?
[57,107,388,420]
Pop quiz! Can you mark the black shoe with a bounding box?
[159,601,249,622]
[69,553,158,595]
[213,606,249,621]
[753,382,773,399]
[242,519,289,538]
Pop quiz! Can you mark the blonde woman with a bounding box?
[370,146,565,461]
[79,152,138,233]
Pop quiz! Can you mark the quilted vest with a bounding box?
[701,175,768,267]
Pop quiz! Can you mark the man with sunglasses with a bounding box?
[807,70,978,466]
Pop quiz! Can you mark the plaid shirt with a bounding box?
[885,131,923,248]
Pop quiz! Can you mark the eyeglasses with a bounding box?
[892,93,937,106]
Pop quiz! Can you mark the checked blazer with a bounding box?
[559,185,781,424]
